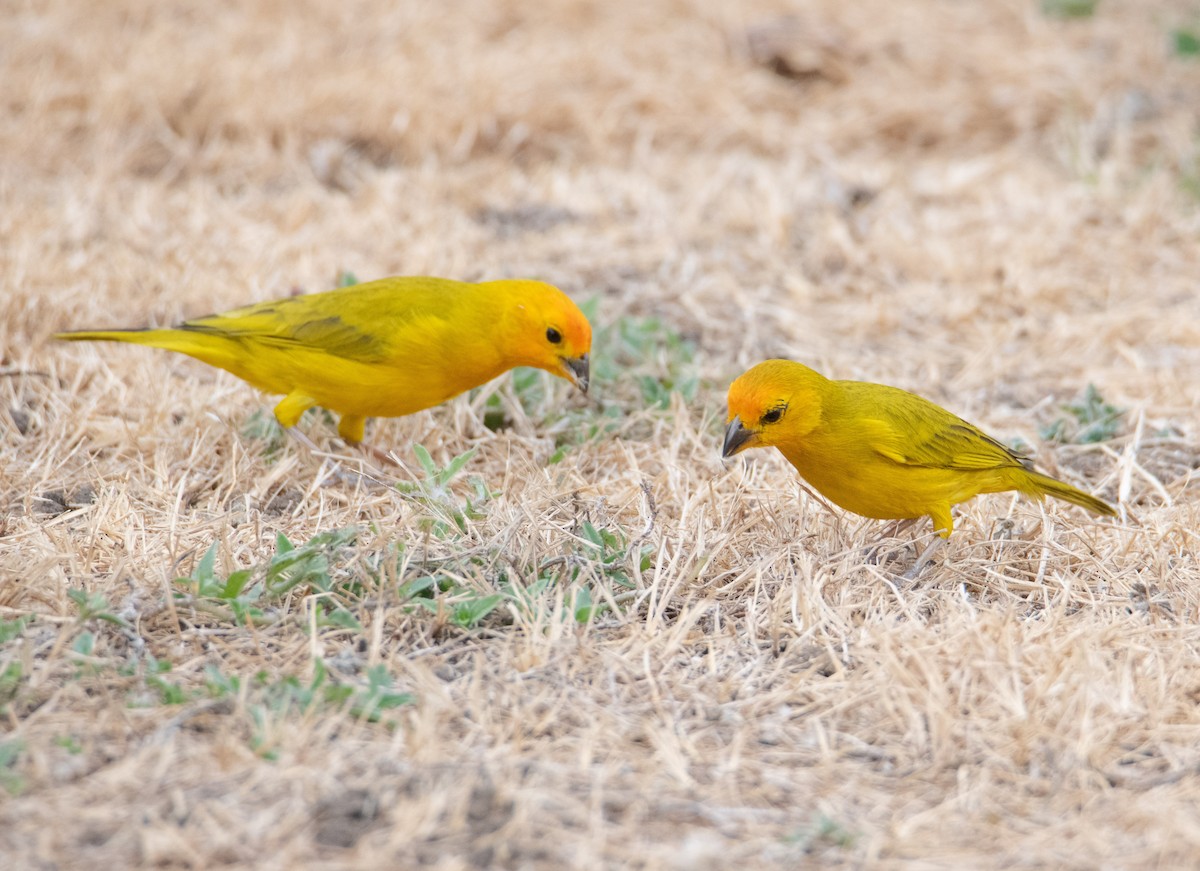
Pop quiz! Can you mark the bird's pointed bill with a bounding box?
[562,354,589,393]
[721,416,757,458]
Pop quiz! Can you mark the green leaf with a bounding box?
[320,608,364,632]
[204,666,242,698]
[451,593,504,627]
[0,739,24,795]
[573,586,594,623]
[441,448,478,485]
[1173,28,1200,56]
[413,444,437,477]
[0,662,22,701]
[1040,384,1123,444]
[54,735,83,755]
[1041,0,1096,18]
[221,569,253,599]
[351,665,414,720]
[398,575,438,599]
[0,616,30,643]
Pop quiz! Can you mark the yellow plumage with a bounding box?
[58,275,591,443]
[723,359,1115,537]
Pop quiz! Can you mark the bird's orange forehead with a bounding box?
[558,303,592,351]
[726,367,786,423]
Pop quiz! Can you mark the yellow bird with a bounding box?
[723,360,1115,538]
[57,276,591,444]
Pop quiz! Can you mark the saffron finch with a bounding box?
[723,360,1115,538]
[58,276,591,444]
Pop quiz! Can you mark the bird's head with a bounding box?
[722,359,826,458]
[493,280,592,393]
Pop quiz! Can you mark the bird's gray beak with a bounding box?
[562,354,589,394]
[721,416,756,458]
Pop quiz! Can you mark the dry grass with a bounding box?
[4,0,1200,866]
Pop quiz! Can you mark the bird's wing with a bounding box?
[855,388,1025,472]
[178,278,458,364]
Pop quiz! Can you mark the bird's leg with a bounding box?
[283,427,392,488]
[285,425,324,454]
[335,414,401,467]
[901,536,946,581]
[863,518,921,565]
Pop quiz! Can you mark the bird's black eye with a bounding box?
[546,327,562,344]
[761,407,784,424]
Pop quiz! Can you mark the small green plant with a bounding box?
[1041,0,1097,18]
[787,814,858,852]
[203,660,412,758]
[577,521,650,591]
[0,739,24,795]
[336,270,360,288]
[176,527,362,628]
[592,314,698,407]
[1040,384,1124,444]
[54,735,83,755]
[395,517,650,630]
[498,520,651,626]
[0,616,30,643]
[0,662,22,710]
[1173,28,1200,57]
[240,408,289,456]
[143,657,189,706]
[395,445,492,537]
[65,589,128,671]
[246,660,411,756]
[204,664,243,699]
[71,632,95,657]
[66,588,128,628]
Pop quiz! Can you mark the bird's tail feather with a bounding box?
[57,328,187,349]
[56,328,243,373]
[1024,470,1116,517]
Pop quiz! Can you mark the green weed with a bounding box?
[400,518,651,629]
[175,527,362,628]
[1041,0,1096,18]
[0,662,22,710]
[0,616,30,644]
[204,659,411,757]
[787,814,859,852]
[66,588,128,628]
[54,735,83,755]
[395,444,492,538]
[1173,28,1200,57]
[1040,384,1124,444]
[0,739,24,795]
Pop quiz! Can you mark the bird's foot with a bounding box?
[862,519,923,565]
[355,440,401,467]
[283,428,393,488]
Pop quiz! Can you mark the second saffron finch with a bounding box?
[57,276,592,444]
[722,359,1115,537]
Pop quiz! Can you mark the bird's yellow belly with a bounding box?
[218,346,487,418]
[788,450,990,521]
